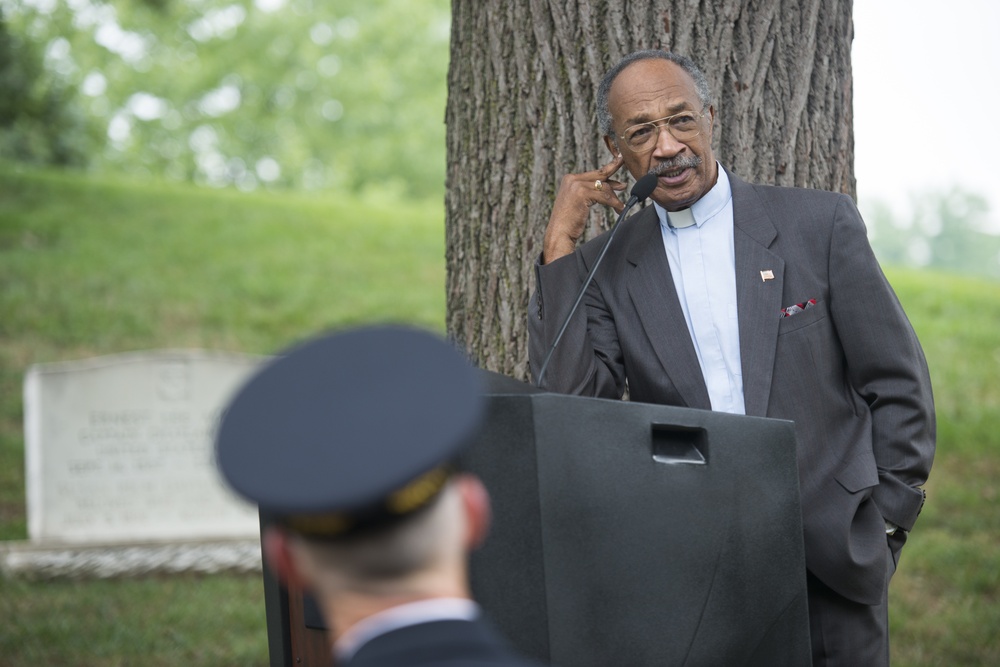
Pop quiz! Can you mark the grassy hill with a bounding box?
[1,163,997,665]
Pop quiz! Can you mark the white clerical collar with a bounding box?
[655,162,731,230]
[666,208,696,228]
[335,597,480,662]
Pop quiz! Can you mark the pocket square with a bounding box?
[780,298,817,318]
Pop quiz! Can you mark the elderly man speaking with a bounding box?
[529,49,935,667]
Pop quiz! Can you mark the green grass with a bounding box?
[0,162,447,528]
[1,163,998,665]
[0,163,446,357]
[0,573,268,667]
[0,162,447,665]
[882,268,1000,666]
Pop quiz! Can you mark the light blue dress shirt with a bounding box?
[653,165,745,415]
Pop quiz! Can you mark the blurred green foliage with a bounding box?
[0,0,450,197]
[0,8,95,165]
[865,188,1000,280]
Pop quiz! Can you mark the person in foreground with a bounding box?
[528,49,935,666]
[216,325,541,667]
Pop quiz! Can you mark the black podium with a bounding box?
[463,371,811,667]
[260,371,811,666]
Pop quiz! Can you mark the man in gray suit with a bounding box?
[528,50,935,666]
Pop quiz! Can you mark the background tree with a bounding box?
[866,188,1000,280]
[0,0,450,196]
[0,8,95,166]
[445,0,854,378]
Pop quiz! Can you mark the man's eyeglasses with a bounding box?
[618,108,707,153]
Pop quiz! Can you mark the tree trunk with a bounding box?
[445,0,854,378]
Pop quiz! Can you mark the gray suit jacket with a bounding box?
[528,168,935,605]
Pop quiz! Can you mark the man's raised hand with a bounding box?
[542,154,627,264]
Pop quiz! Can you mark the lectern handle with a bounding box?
[650,424,708,465]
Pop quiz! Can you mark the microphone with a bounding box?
[535,172,658,388]
[627,172,659,203]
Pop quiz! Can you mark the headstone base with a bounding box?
[0,538,261,580]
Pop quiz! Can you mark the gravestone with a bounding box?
[23,350,266,545]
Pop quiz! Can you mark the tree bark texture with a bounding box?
[445,0,854,378]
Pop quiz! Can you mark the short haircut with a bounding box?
[293,479,464,594]
[596,50,714,139]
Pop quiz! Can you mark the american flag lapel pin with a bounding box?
[760,269,774,282]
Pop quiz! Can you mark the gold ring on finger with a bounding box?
[594,179,603,191]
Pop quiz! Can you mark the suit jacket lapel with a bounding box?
[729,173,784,417]
[624,207,712,410]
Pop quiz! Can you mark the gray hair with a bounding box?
[596,50,714,139]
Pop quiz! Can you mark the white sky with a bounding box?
[852,1,1000,231]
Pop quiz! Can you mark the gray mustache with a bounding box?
[647,156,702,176]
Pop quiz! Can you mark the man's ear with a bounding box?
[603,135,621,158]
[456,474,491,551]
[262,525,309,589]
